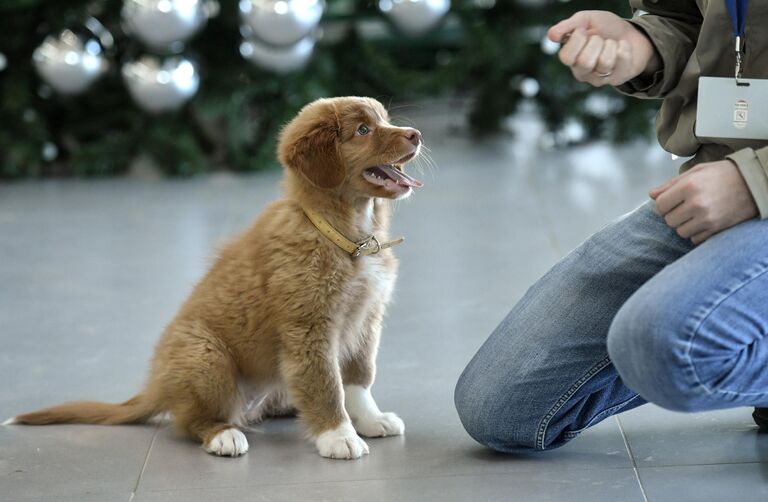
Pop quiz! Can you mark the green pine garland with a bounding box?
[0,0,657,178]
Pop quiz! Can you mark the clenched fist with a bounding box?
[548,10,661,88]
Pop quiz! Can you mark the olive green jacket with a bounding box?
[618,0,768,218]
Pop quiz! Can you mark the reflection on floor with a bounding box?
[2,105,766,501]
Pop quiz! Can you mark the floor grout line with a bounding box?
[129,424,161,502]
[627,459,768,468]
[616,415,649,502]
[135,466,645,494]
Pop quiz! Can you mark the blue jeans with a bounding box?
[454,201,768,452]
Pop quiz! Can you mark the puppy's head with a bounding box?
[278,97,423,200]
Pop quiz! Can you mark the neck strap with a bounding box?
[302,206,405,258]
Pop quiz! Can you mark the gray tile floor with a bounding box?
[2,105,767,501]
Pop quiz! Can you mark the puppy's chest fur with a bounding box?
[238,251,396,421]
[336,255,396,356]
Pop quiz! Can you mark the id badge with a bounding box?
[696,77,768,140]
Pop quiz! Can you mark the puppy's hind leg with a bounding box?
[189,419,249,457]
[174,402,249,457]
[162,332,249,457]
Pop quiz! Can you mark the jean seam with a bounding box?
[535,356,612,450]
[560,393,643,440]
[684,260,768,399]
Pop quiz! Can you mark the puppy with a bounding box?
[7,96,424,460]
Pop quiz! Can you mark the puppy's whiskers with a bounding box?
[413,145,437,181]
[388,103,422,115]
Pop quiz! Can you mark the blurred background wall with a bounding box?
[0,0,655,178]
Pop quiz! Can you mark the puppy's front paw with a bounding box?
[204,428,249,457]
[353,412,405,438]
[316,422,369,460]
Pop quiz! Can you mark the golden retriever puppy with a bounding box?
[6,96,423,460]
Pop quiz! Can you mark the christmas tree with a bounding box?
[0,0,656,178]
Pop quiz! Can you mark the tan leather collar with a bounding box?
[302,206,404,258]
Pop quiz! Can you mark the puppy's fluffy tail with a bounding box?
[7,393,157,426]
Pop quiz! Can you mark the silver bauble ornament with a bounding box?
[541,34,560,55]
[556,119,587,144]
[519,77,540,98]
[239,0,324,46]
[122,55,200,113]
[0,52,7,72]
[122,0,218,51]
[240,36,314,73]
[32,29,108,95]
[379,0,450,36]
[42,142,59,162]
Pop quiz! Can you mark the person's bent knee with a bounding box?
[607,297,701,412]
[454,362,546,453]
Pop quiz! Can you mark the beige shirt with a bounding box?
[618,0,768,217]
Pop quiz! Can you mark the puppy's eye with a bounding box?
[356,125,370,136]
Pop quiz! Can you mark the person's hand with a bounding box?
[547,10,660,87]
[650,160,758,244]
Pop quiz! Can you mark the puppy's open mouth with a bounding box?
[362,153,423,190]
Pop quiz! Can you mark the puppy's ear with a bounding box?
[278,106,344,189]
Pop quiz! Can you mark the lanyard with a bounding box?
[725,0,748,79]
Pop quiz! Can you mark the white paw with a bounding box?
[2,417,17,426]
[204,428,249,457]
[315,422,369,460]
[353,412,405,438]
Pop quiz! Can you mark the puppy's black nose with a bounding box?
[404,128,422,146]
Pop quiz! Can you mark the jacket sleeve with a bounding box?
[726,147,768,220]
[616,0,703,99]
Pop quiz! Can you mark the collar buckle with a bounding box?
[352,235,381,258]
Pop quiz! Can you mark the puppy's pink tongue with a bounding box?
[380,165,424,188]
